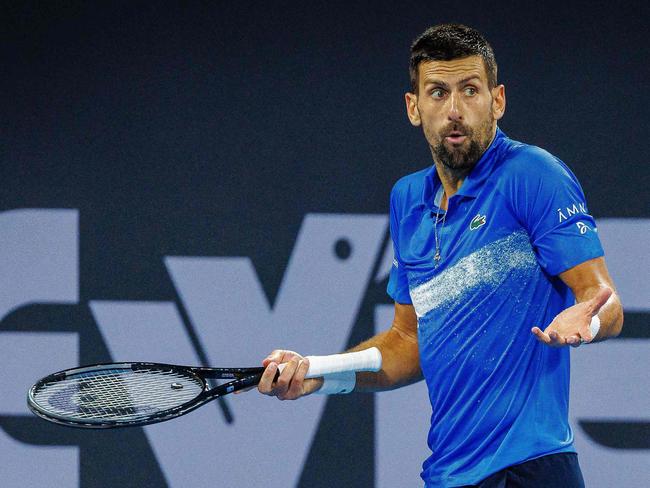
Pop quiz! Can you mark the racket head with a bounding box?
[28,362,212,429]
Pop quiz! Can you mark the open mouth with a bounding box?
[444,132,467,144]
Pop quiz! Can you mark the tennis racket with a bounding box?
[27,347,382,429]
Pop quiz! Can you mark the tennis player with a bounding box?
[258,24,623,487]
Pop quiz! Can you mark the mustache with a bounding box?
[440,123,472,137]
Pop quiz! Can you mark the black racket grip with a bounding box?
[227,369,278,394]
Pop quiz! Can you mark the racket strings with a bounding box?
[31,368,204,423]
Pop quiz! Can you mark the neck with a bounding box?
[435,164,469,199]
[434,164,468,211]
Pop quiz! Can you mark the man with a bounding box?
[257,24,623,487]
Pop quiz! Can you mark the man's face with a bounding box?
[405,56,505,172]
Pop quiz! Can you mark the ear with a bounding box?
[491,84,506,121]
[405,92,421,126]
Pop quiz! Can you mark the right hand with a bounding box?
[257,350,324,400]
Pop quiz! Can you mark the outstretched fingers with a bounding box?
[547,329,566,346]
[531,326,551,345]
[566,335,582,347]
[531,326,567,347]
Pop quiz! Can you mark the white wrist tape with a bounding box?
[315,370,356,394]
[588,314,601,341]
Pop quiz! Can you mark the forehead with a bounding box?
[417,56,488,85]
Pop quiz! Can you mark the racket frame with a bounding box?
[27,362,266,429]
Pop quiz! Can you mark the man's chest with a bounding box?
[396,189,522,276]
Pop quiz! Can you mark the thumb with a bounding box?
[262,350,285,367]
[588,287,613,315]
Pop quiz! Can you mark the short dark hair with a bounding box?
[409,24,498,92]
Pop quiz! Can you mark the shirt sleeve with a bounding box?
[386,186,413,304]
[503,147,604,276]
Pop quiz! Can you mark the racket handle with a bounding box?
[277,347,382,378]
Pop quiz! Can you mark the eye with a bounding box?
[431,88,446,99]
[464,87,477,96]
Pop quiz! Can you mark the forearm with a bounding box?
[347,326,422,392]
[258,303,420,399]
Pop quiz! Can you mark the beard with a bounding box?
[429,116,494,173]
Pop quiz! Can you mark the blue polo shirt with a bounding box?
[387,128,604,487]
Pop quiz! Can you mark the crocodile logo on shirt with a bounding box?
[469,214,487,230]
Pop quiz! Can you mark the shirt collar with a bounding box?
[423,127,507,209]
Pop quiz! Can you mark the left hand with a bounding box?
[531,287,612,347]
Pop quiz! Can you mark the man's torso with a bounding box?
[387,129,603,486]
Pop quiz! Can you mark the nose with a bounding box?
[447,92,463,122]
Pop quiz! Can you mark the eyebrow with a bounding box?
[423,75,482,89]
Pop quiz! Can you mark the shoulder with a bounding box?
[493,138,578,189]
[390,166,430,212]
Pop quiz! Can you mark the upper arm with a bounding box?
[387,185,413,305]
[385,302,422,385]
[392,302,418,344]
